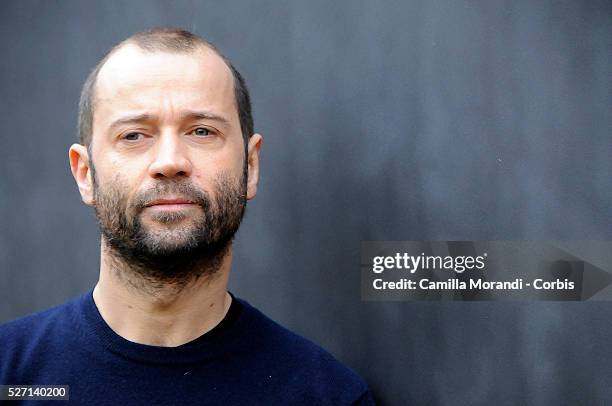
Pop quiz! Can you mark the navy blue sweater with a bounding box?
[0,291,374,405]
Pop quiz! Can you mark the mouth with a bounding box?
[144,197,198,211]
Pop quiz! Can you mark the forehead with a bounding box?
[93,44,236,123]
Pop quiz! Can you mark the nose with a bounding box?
[148,132,192,179]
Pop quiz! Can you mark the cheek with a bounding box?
[94,172,133,208]
[96,156,143,195]
[223,138,248,174]
[194,142,245,180]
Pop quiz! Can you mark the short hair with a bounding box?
[78,28,253,148]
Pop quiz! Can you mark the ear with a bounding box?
[246,133,263,200]
[69,144,94,206]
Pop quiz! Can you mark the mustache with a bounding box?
[131,180,211,211]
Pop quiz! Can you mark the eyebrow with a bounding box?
[181,110,230,126]
[108,113,153,130]
[108,110,230,130]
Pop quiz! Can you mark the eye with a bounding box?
[122,132,143,141]
[191,127,212,137]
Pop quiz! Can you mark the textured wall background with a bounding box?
[1,1,611,404]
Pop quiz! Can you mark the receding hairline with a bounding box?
[90,40,234,113]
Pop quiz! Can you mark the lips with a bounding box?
[144,197,196,207]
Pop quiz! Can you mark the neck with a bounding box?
[93,238,233,347]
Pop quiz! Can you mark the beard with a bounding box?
[91,162,247,289]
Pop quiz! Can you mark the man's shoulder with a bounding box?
[1,294,82,330]
[235,298,372,402]
[0,294,84,356]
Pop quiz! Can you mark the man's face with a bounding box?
[74,45,258,279]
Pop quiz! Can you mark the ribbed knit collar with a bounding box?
[79,289,254,365]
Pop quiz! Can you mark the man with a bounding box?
[0,28,374,404]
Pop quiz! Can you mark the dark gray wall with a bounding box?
[1,1,611,404]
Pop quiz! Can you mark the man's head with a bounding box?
[69,28,262,285]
